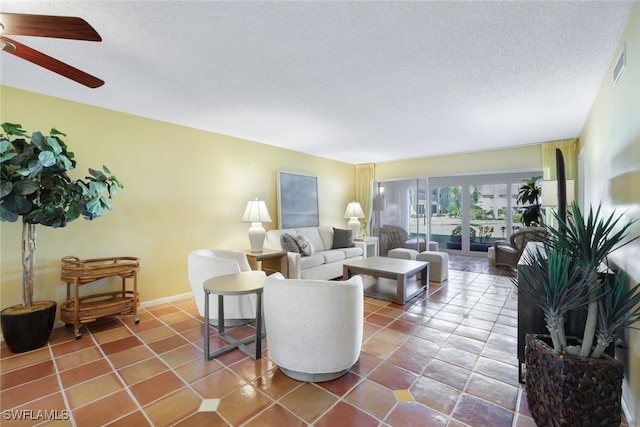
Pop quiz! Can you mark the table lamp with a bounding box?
[344,201,365,237]
[242,199,272,253]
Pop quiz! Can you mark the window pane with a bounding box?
[470,184,507,253]
[431,186,462,251]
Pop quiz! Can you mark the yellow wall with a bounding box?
[579,1,640,422]
[0,86,355,307]
[374,144,542,180]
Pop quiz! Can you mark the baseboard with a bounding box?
[0,292,195,343]
[622,395,637,427]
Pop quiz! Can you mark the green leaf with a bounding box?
[89,180,107,195]
[28,160,43,177]
[0,180,12,198]
[86,197,104,217]
[46,136,63,155]
[1,122,27,136]
[103,165,112,174]
[0,205,19,222]
[50,128,67,137]
[16,168,30,177]
[0,139,11,153]
[59,155,73,170]
[31,131,47,151]
[88,168,107,181]
[0,152,17,164]
[14,180,38,195]
[66,204,80,221]
[1,193,33,214]
[100,195,113,211]
[38,151,56,167]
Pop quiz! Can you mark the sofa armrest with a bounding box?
[353,240,367,258]
[286,252,302,279]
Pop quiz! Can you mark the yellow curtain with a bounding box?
[541,139,578,180]
[355,163,375,236]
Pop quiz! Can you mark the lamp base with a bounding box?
[248,222,266,253]
[347,218,361,237]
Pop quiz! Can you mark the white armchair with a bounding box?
[263,272,363,382]
[187,249,259,326]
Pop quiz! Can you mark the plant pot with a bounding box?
[1,301,57,353]
[525,333,624,427]
[470,242,491,252]
[445,241,461,250]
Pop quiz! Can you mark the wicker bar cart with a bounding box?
[60,256,140,338]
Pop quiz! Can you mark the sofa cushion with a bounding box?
[318,250,346,264]
[300,254,324,269]
[280,233,300,253]
[340,247,363,258]
[293,234,315,256]
[332,227,354,249]
[316,226,335,251]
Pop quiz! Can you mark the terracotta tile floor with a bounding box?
[0,256,624,426]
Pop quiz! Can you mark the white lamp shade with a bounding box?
[242,199,272,223]
[242,199,271,252]
[344,202,365,219]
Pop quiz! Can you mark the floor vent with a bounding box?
[613,43,626,87]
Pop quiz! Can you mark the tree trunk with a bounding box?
[21,221,37,307]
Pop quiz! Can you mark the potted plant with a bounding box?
[517,202,639,426]
[445,225,477,250]
[516,176,543,226]
[0,123,123,353]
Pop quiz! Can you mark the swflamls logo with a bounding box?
[2,409,71,421]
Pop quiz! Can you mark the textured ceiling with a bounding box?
[0,1,635,164]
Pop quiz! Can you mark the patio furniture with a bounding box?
[492,227,547,268]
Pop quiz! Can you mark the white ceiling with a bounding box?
[0,1,635,164]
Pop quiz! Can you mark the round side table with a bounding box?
[203,270,266,360]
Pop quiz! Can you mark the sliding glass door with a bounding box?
[371,179,427,255]
[373,171,541,256]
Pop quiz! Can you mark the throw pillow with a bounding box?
[332,227,354,249]
[293,234,315,256]
[280,233,300,253]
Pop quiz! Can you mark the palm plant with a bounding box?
[516,176,543,226]
[594,272,640,358]
[518,245,594,353]
[518,201,638,358]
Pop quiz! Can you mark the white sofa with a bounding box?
[264,272,363,382]
[264,226,365,280]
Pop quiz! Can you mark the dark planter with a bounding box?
[525,334,624,427]
[445,241,461,250]
[470,242,491,252]
[1,301,57,353]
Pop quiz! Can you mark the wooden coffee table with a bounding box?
[343,256,429,304]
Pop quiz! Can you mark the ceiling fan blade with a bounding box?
[0,12,101,41]
[1,37,104,88]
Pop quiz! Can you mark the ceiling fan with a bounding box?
[0,12,104,88]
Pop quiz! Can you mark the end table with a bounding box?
[245,248,289,278]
